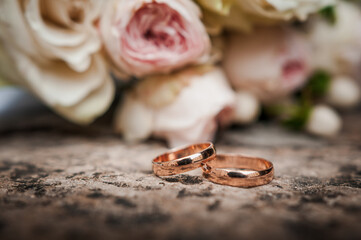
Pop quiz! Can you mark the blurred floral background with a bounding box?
[0,0,360,147]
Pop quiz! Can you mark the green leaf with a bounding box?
[265,101,312,131]
[303,70,331,99]
[319,6,337,24]
[282,102,312,130]
[274,70,332,130]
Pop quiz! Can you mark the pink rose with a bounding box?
[99,0,211,78]
[114,66,235,147]
[223,27,311,102]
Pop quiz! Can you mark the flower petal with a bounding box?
[100,0,210,77]
[25,0,102,71]
[152,67,235,145]
[11,51,109,107]
[54,76,115,124]
[0,0,40,57]
[114,94,153,142]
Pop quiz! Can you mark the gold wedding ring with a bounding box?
[202,154,274,188]
[152,142,216,176]
[152,143,274,187]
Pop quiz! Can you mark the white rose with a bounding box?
[0,0,114,124]
[114,66,235,147]
[308,2,361,76]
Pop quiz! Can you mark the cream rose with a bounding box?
[99,0,211,78]
[223,27,311,102]
[236,0,336,22]
[196,0,235,15]
[0,0,114,124]
[308,2,361,76]
[200,0,336,35]
[114,66,235,147]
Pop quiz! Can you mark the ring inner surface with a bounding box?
[207,154,272,172]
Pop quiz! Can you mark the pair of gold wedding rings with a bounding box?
[152,142,274,187]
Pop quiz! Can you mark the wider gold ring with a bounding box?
[202,154,274,187]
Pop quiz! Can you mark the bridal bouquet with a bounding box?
[0,0,360,147]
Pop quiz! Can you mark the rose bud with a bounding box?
[223,27,311,103]
[306,105,342,137]
[0,0,114,124]
[326,76,361,109]
[308,2,361,76]
[114,66,235,147]
[99,0,211,78]
[233,91,260,124]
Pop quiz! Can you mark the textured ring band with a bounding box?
[202,154,274,187]
[152,142,216,176]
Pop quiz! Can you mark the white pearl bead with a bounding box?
[326,76,361,109]
[306,105,342,137]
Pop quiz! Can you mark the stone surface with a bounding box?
[0,111,360,240]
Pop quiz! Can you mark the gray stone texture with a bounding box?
[0,110,360,240]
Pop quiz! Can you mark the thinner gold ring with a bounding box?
[202,154,274,187]
[152,142,216,176]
